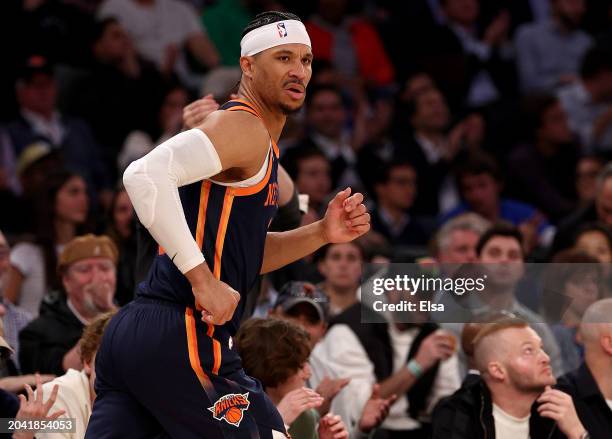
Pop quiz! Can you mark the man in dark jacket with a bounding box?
[19,235,118,375]
[432,318,589,439]
[556,299,612,439]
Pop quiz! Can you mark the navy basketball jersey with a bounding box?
[138,100,279,346]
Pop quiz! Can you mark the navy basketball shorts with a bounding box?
[85,297,287,438]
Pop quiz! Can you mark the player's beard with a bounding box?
[279,98,304,115]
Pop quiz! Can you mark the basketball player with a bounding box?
[85,11,370,439]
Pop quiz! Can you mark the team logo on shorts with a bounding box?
[208,392,250,427]
[277,22,288,38]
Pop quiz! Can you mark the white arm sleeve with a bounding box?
[123,129,222,274]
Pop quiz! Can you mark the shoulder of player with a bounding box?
[200,109,267,139]
[198,110,269,153]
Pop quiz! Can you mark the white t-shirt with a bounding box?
[309,323,461,434]
[10,242,46,317]
[36,369,92,439]
[493,403,530,439]
[99,0,203,68]
[606,399,612,412]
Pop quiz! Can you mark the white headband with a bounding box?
[240,19,311,57]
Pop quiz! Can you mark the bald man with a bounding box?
[432,318,588,439]
[557,298,612,438]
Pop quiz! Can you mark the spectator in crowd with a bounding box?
[557,298,612,437]
[310,290,461,438]
[515,0,593,94]
[270,281,329,347]
[281,145,332,224]
[9,374,64,439]
[36,311,115,439]
[572,223,612,264]
[432,318,588,438]
[316,242,362,317]
[268,280,397,437]
[291,85,362,191]
[575,154,606,208]
[0,317,55,395]
[355,93,404,195]
[59,17,167,172]
[370,160,431,247]
[426,0,515,109]
[19,234,118,376]
[445,152,553,252]
[118,83,189,173]
[0,141,64,238]
[396,86,483,216]
[557,46,612,154]
[304,0,394,87]
[459,321,484,383]
[236,318,349,439]
[444,224,565,375]
[507,96,579,221]
[98,0,220,84]
[553,163,612,254]
[0,323,20,418]
[104,186,136,306]
[541,249,604,372]
[5,55,110,199]
[5,170,90,317]
[430,212,490,267]
[0,230,32,371]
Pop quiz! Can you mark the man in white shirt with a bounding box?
[310,303,460,438]
[37,311,115,439]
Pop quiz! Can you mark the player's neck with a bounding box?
[236,87,286,141]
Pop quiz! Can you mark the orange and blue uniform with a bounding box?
[86,101,287,438]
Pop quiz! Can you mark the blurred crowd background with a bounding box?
[1,0,612,437]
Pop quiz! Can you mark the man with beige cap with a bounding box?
[19,235,118,376]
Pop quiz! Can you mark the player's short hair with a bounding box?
[242,11,302,38]
[79,311,116,364]
[236,318,311,389]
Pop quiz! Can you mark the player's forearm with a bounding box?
[260,220,328,274]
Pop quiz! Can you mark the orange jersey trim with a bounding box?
[185,308,212,389]
[213,188,235,279]
[195,181,212,249]
[232,149,274,196]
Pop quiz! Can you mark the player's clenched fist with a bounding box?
[192,276,240,325]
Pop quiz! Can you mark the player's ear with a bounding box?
[240,56,255,80]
